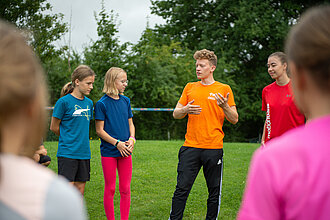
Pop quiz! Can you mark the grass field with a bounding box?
[45,140,259,219]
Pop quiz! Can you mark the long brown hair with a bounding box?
[60,65,96,97]
[285,5,330,93]
[60,82,74,97]
[71,65,95,87]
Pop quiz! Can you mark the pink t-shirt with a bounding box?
[262,81,305,142]
[238,115,330,220]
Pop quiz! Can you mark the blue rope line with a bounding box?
[46,107,174,111]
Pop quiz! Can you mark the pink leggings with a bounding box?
[101,156,132,220]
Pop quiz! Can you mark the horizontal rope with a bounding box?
[132,108,174,111]
[45,107,174,111]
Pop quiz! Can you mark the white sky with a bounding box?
[47,0,165,53]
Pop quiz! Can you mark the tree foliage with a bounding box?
[44,51,82,105]
[1,0,69,119]
[3,0,327,141]
[150,0,329,141]
[84,4,129,102]
[0,0,67,62]
[126,28,195,139]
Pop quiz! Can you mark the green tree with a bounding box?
[0,0,67,62]
[125,27,195,139]
[150,0,328,141]
[84,3,129,102]
[1,0,70,117]
[44,50,82,105]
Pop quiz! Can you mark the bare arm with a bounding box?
[125,118,135,152]
[261,120,266,145]
[50,117,61,136]
[222,105,239,124]
[173,100,202,119]
[128,118,135,138]
[95,120,132,157]
[215,93,239,124]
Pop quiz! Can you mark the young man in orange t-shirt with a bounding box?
[169,49,238,220]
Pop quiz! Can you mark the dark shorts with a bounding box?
[39,155,51,164]
[57,157,90,182]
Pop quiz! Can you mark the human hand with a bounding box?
[125,139,134,152]
[40,148,47,156]
[117,141,132,157]
[35,146,47,156]
[184,100,202,115]
[260,141,265,149]
[33,153,40,162]
[215,93,229,109]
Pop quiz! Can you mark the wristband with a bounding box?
[115,139,120,147]
[129,136,136,144]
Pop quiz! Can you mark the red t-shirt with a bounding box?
[262,81,305,143]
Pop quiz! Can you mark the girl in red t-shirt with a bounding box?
[261,52,305,145]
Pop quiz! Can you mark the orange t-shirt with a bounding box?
[178,81,236,149]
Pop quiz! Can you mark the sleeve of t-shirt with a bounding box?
[45,177,87,220]
[94,101,106,121]
[178,83,190,106]
[128,99,133,119]
[89,99,93,119]
[52,98,65,120]
[261,88,266,112]
[237,149,280,220]
[226,85,236,107]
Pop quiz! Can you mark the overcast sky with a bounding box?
[47,0,165,53]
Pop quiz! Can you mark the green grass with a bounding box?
[45,140,259,219]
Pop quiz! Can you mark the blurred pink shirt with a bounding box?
[238,115,330,220]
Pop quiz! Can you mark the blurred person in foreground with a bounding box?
[238,5,330,220]
[0,20,87,220]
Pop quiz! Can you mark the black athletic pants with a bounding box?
[169,146,224,220]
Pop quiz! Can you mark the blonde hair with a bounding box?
[0,20,47,156]
[193,49,217,67]
[71,65,95,87]
[103,67,127,96]
[285,5,330,93]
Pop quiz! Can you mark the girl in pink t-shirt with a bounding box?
[239,5,330,220]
